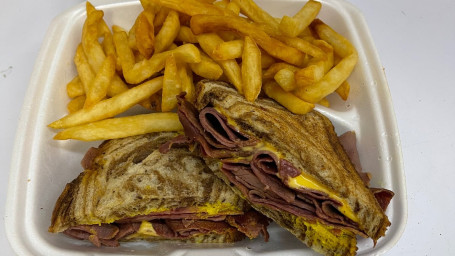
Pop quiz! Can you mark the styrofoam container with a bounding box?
[5,0,407,255]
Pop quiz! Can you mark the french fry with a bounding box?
[176,26,198,43]
[336,80,350,100]
[226,2,241,15]
[154,10,180,53]
[263,62,299,79]
[107,75,129,97]
[178,62,195,102]
[263,81,314,115]
[217,31,240,41]
[49,76,164,129]
[84,54,116,109]
[276,35,325,59]
[293,20,358,103]
[83,3,129,99]
[312,19,356,58]
[274,68,296,92]
[190,14,306,66]
[66,76,84,98]
[260,50,276,69]
[153,6,170,28]
[85,2,110,37]
[144,0,234,17]
[135,11,155,58]
[67,95,86,114]
[54,113,183,141]
[74,44,95,94]
[114,30,201,84]
[149,91,162,111]
[189,50,223,80]
[50,0,360,142]
[317,97,330,108]
[298,26,317,41]
[241,36,262,102]
[161,55,181,111]
[213,0,228,8]
[293,52,357,103]
[102,31,121,72]
[212,39,244,60]
[197,33,242,92]
[232,0,280,34]
[81,6,106,72]
[279,0,321,37]
[294,40,333,87]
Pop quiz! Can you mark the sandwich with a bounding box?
[49,132,269,247]
[171,80,394,255]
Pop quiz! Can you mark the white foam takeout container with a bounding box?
[6,0,407,255]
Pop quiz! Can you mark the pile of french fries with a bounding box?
[49,0,358,141]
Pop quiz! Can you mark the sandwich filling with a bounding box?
[63,209,268,247]
[172,96,394,238]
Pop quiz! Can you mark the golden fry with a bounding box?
[279,0,321,37]
[312,19,356,58]
[241,36,262,102]
[101,31,121,72]
[190,14,306,66]
[226,2,240,15]
[161,55,181,111]
[274,68,296,92]
[74,44,95,94]
[107,75,129,97]
[336,80,350,100]
[293,20,358,103]
[154,10,180,53]
[49,76,164,129]
[54,113,183,141]
[232,0,280,34]
[260,50,276,69]
[66,76,84,98]
[178,62,195,102]
[146,0,234,16]
[197,33,242,92]
[263,81,314,115]
[294,40,333,87]
[84,55,116,109]
[135,11,155,58]
[189,50,223,80]
[276,35,325,59]
[293,52,357,103]
[176,26,198,43]
[263,62,299,80]
[82,7,106,72]
[212,39,244,60]
[114,30,200,84]
[67,95,86,114]
[317,97,330,108]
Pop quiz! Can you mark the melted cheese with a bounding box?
[136,221,158,236]
[197,201,244,215]
[125,221,158,239]
[288,175,358,222]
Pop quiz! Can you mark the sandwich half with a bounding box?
[49,132,269,247]
[172,80,394,255]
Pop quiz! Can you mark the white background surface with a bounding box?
[1,0,454,255]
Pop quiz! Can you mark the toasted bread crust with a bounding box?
[49,132,246,234]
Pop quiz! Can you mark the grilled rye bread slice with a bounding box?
[49,132,268,245]
[175,80,392,255]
